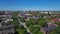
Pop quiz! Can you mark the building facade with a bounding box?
[0,25,15,34]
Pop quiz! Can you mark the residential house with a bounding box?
[40,21,57,34]
[52,18,60,22]
[0,11,13,26]
[5,19,13,22]
[44,22,57,34]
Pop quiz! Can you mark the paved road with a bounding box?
[18,17,32,34]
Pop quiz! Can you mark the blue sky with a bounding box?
[0,0,60,11]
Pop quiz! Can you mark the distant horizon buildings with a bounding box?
[0,10,60,11]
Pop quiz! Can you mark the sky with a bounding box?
[0,0,60,11]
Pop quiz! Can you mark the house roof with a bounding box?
[52,18,60,22]
[44,26,56,33]
[44,21,57,33]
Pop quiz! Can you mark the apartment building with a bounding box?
[0,25,15,34]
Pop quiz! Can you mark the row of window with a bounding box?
[1,32,13,34]
[0,27,14,31]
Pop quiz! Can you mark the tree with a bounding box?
[29,25,34,32]
[49,27,60,34]
[55,27,60,34]
[38,19,46,26]
[18,25,24,29]
[14,31,19,34]
[29,25,40,34]
[32,26,40,34]
[19,17,25,22]
[12,12,18,21]
[26,20,33,27]
[37,31,43,34]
